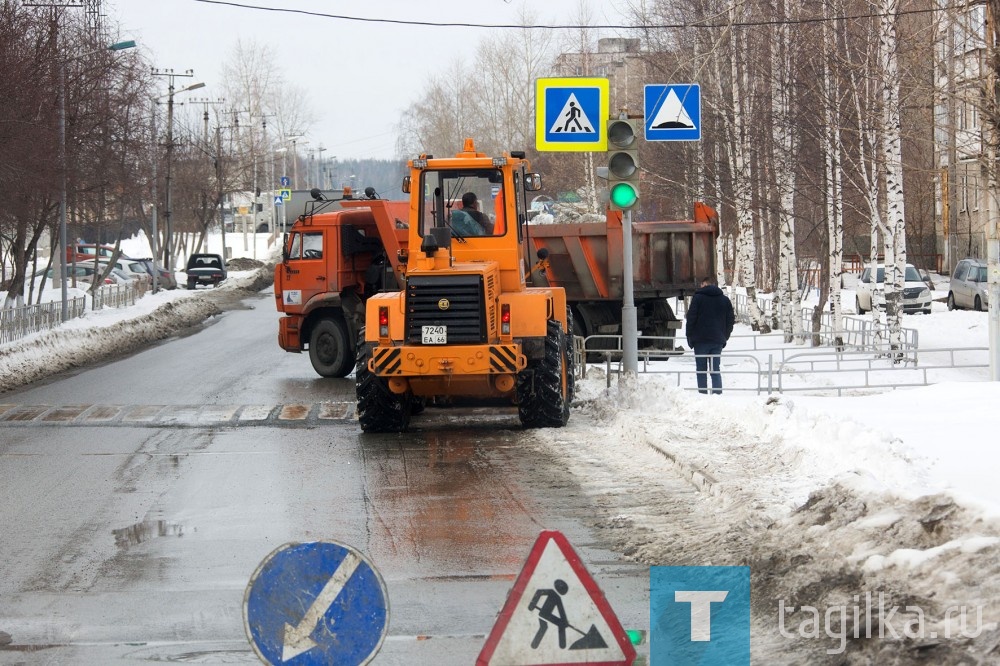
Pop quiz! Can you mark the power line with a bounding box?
[190,0,944,31]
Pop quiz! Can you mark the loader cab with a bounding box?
[418,168,509,239]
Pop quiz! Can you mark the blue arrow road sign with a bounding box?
[644,84,701,142]
[280,176,290,187]
[244,541,389,666]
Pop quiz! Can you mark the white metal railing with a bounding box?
[0,297,86,344]
[576,334,990,395]
[92,281,144,309]
[1,281,145,346]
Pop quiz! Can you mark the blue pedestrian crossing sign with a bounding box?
[536,77,609,152]
[244,541,389,665]
[274,195,283,206]
[644,84,701,142]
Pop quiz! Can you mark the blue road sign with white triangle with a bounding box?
[644,84,701,142]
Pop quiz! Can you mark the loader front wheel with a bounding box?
[356,338,411,433]
[517,319,570,428]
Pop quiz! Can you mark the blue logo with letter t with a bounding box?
[651,566,750,665]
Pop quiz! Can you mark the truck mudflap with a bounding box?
[369,344,526,376]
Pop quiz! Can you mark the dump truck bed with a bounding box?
[527,204,718,301]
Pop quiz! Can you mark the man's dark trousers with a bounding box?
[693,343,723,394]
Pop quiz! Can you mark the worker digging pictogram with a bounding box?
[527,578,608,651]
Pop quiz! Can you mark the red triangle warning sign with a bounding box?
[477,531,636,666]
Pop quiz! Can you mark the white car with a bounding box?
[855,263,932,314]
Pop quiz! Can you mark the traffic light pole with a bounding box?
[622,209,638,375]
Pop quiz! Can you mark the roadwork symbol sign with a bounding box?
[477,530,636,666]
[644,83,701,142]
[536,78,609,152]
[244,541,389,665]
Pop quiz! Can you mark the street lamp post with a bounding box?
[152,69,204,273]
[287,134,306,189]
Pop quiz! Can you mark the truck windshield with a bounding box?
[419,169,505,238]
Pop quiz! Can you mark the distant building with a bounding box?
[935,1,992,270]
[552,38,648,115]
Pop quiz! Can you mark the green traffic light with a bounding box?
[625,629,646,645]
[610,182,638,209]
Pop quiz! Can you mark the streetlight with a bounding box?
[152,70,204,273]
[286,134,306,189]
[56,39,136,321]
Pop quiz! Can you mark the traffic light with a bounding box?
[606,118,639,210]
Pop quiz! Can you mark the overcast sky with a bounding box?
[109,0,628,162]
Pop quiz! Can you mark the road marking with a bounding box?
[0,404,356,427]
[197,405,240,423]
[278,404,312,420]
[239,405,276,421]
[38,405,89,422]
[318,402,353,419]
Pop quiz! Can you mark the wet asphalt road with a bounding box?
[0,290,650,664]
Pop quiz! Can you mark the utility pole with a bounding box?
[987,1,1000,381]
[152,68,204,272]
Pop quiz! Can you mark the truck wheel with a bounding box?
[309,318,354,378]
[516,319,570,428]
[356,339,411,433]
[187,279,196,290]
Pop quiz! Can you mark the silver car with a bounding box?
[948,258,989,311]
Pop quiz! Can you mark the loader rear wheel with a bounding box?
[309,317,354,378]
[517,319,570,429]
[356,338,411,433]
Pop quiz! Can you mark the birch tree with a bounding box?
[772,0,803,343]
[725,0,769,332]
[822,2,845,349]
[876,0,907,353]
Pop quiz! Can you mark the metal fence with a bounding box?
[728,292,919,352]
[0,297,86,345]
[577,334,989,395]
[0,282,145,346]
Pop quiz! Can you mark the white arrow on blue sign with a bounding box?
[644,84,701,142]
[280,176,290,187]
[244,541,389,665]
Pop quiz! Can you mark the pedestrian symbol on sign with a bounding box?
[551,96,593,134]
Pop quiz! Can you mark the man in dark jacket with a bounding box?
[685,276,735,394]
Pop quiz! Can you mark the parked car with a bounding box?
[78,266,131,286]
[127,256,176,290]
[948,258,989,311]
[33,264,111,285]
[855,263,932,314]
[185,253,226,289]
[106,257,152,287]
[67,243,116,263]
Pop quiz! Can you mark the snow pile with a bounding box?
[538,373,1000,662]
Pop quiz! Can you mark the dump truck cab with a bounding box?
[357,139,572,433]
